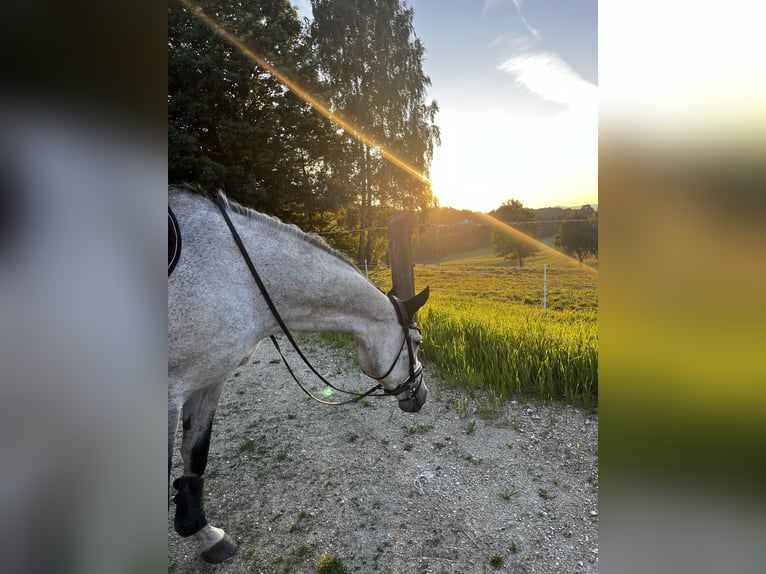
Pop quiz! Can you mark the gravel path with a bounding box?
[169,335,598,573]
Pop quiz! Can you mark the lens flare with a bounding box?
[474,212,598,274]
[179,0,430,186]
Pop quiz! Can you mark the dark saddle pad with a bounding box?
[168,207,181,275]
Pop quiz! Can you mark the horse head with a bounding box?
[364,286,430,413]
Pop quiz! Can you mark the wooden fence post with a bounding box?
[387,211,415,301]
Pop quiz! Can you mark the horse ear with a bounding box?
[404,286,430,320]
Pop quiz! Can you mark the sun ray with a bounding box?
[474,212,598,274]
[179,0,430,185]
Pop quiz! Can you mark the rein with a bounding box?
[211,194,419,406]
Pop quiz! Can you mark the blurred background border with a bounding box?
[1,1,764,572]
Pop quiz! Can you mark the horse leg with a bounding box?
[172,383,237,563]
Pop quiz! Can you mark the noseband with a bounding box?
[212,194,422,406]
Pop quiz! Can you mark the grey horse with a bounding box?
[168,186,429,562]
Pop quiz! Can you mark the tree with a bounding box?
[309,0,440,264]
[554,205,598,262]
[168,0,350,228]
[490,199,539,267]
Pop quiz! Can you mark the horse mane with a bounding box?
[212,190,360,272]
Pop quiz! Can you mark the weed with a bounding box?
[403,443,413,452]
[538,487,555,500]
[294,542,315,561]
[346,432,359,443]
[500,488,518,500]
[489,554,504,569]
[316,552,348,574]
[407,423,432,435]
[465,419,476,434]
[510,541,518,553]
[449,398,469,419]
[239,438,257,453]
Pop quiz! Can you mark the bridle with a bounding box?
[211,194,423,406]
[362,295,424,399]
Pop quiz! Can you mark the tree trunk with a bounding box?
[356,143,369,265]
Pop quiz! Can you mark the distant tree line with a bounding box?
[169,0,440,264]
[489,199,598,266]
[411,200,598,265]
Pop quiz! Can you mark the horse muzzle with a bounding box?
[397,377,428,413]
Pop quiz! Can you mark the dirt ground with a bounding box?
[168,335,598,573]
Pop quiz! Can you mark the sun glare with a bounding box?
[429,107,597,213]
[180,0,430,186]
[180,0,597,271]
[474,212,598,274]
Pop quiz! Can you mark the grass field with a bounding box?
[368,247,598,409]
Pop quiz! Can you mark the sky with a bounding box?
[293,0,598,212]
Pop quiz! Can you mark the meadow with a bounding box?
[367,247,598,409]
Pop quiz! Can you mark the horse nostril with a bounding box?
[398,380,427,413]
[398,397,420,413]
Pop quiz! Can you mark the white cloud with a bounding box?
[484,0,541,40]
[511,0,541,41]
[499,51,597,108]
[482,0,505,15]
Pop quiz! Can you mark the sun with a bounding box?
[429,106,596,212]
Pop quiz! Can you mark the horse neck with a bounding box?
[242,215,395,342]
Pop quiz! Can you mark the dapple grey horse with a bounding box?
[168,186,429,562]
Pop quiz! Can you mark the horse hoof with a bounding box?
[200,533,237,563]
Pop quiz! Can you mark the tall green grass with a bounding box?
[420,306,597,409]
[369,249,598,407]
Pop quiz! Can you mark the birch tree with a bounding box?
[309,0,440,263]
